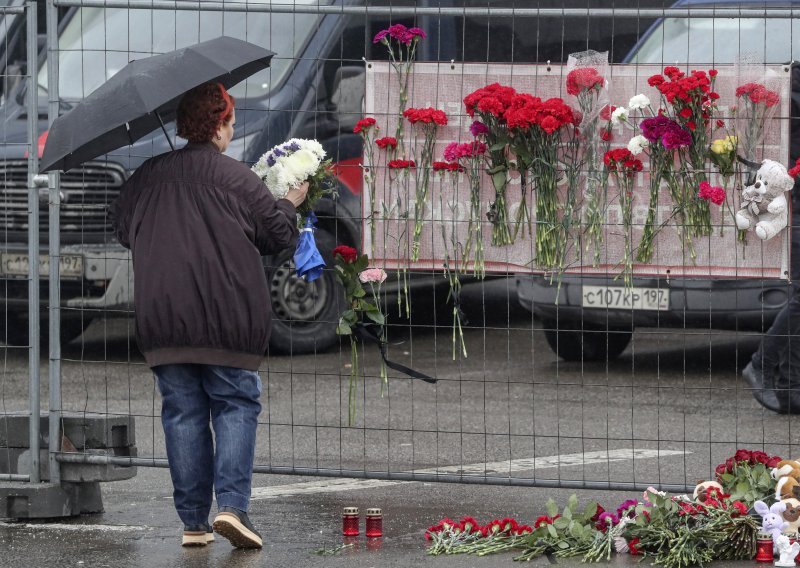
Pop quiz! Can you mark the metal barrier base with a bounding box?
[0,481,103,519]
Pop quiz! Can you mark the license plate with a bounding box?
[0,253,84,279]
[581,285,669,311]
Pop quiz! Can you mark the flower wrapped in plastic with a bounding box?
[252,138,337,281]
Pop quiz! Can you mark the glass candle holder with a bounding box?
[365,508,383,538]
[342,506,359,537]
[756,536,774,562]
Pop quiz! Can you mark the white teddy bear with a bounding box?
[735,159,794,240]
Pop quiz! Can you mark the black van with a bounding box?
[1,0,707,353]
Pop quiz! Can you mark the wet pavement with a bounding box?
[0,277,793,566]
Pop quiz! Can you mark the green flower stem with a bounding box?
[461,159,486,278]
[348,336,358,426]
[411,130,437,261]
[489,171,513,246]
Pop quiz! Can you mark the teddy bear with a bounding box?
[692,480,725,500]
[773,460,800,481]
[780,497,800,535]
[776,476,800,501]
[735,159,795,240]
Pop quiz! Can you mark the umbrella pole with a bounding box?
[156,111,176,151]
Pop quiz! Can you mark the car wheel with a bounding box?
[265,228,343,354]
[0,314,92,346]
[542,321,632,362]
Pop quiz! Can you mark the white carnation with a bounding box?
[627,135,649,155]
[628,94,651,110]
[610,107,629,125]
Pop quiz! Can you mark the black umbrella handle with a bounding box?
[156,111,176,151]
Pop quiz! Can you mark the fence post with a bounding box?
[25,0,40,485]
[46,0,62,486]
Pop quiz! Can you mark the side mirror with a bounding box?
[331,66,365,133]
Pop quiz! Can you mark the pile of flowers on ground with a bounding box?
[423,449,778,567]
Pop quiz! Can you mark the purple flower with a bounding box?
[266,156,275,167]
[373,29,389,44]
[616,499,639,519]
[408,27,427,40]
[273,148,285,157]
[443,141,459,163]
[288,142,301,152]
[639,115,674,144]
[662,126,692,149]
[470,121,489,137]
[598,511,620,526]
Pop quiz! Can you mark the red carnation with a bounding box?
[629,537,641,555]
[600,105,616,121]
[332,245,358,264]
[387,159,416,169]
[353,117,377,134]
[789,157,800,179]
[600,130,612,142]
[566,67,604,96]
[375,136,397,150]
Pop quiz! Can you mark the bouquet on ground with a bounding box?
[252,138,337,280]
[715,449,782,506]
[332,245,387,426]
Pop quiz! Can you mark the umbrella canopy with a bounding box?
[40,36,275,172]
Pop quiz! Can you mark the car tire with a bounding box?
[542,321,632,362]
[265,228,343,354]
[0,314,92,346]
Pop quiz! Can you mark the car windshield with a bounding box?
[630,17,800,64]
[38,0,327,101]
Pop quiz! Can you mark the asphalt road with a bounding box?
[0,277,793,567]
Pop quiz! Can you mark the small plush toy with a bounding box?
[735,159,795,240]
[776,477,800,501]
[755,500,790,541]
[693,480,725,500]
[781,498,800,535]
[773,460,800,481]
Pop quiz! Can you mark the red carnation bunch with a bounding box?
[403,107,448,125]
[504,94,576,135]
[432,161,464,173]
[736,82,780,107]
[603,148,643,176]
[332,245,358,264]
[697,181,726,206]
[387,159,416,169]
[375,136,397,150]
[789,157,800,179]
[463,83,518,119]
[566,67,604,96]
[443,140,487,162]
[353,117,377,134]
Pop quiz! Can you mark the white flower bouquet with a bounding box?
[252,138,337,281]
[251,138,336,221]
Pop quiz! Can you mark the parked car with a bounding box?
[0,0,676,351]
[515,0,800,361]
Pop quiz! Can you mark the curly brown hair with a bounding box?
[176,83,236,143]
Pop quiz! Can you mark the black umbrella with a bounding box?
[39,36,275,173]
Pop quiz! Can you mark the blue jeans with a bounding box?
[154,364,262,527]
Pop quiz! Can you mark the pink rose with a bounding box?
[358,268,388,284]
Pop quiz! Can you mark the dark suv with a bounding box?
[0,0,691,352]
[515,0,800,361]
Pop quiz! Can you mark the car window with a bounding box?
[630,17,800,64]
[38,0,329,101]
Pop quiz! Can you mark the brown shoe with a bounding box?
[213,508,262,549]
[182,524,215,547]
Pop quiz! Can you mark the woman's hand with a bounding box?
[285,181,309,207]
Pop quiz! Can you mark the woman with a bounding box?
[109,83,307,549]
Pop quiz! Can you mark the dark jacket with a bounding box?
[109,141,298,370]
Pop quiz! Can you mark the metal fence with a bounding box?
[2,0,800,515]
